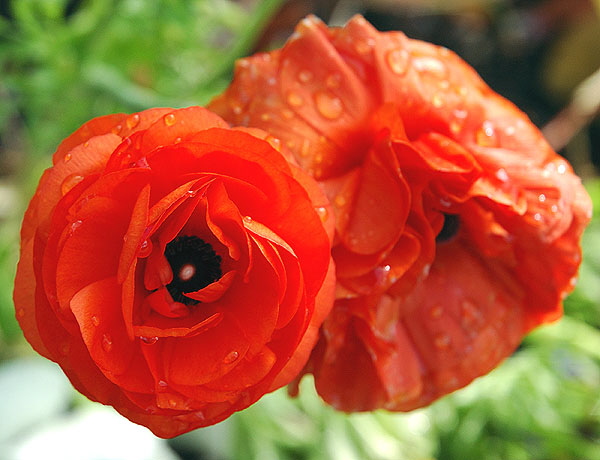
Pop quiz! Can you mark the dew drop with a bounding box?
[430,305,443,319]
[138,239,152,258]
[551,204,558,213]
[298,70,313,83]
[557,163,567,174]
[140,336,158,345]
[260,113,271,121]
[495,168,509,182]
[434,334,451,349]
[354,39,373,55]
[232,104,243,115]
[461,299,481,330]
[413,57,447,78]
[386,48,410,75]
[17,308,25,318]
[69,220,83,234]
[174,137,182,144]
[61,174,84,195]
[163,113,176,126]
[63,153,72,163]
[450,121,462,134]
[223,350,239,364]
[476,121,497,147]
[168,399,178,408]
[334,195,347,207]
[300,139,311,157]
[158,380,168,388]
[432,93,444,108]
[111,124,122,135]
[505,125,516,136]
[315,91,343,120]
[91,315,100,327]
[326,73,341,89]
[102,334,113,352]
[60,342,70,355]
[533,212,543,222]
[287,91,304,107]
[453,109,468,119]
[538,193,546,203]
[316,206,328,222]
[126,113,140,130]
[243,215,253,223]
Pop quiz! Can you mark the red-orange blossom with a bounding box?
[210,15,592,411]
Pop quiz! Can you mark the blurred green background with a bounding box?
[1,1,599,459]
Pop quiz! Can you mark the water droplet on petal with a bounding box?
[300,139,311,157]
[61,174,84,195]
[126,113,140,129]
[287,91,304,107]
[260,113,271,121]
[476,121,497,147]
[557,163,567,174]
[450,121,462,134]
[138,239,152,258]
[551,204,558,213]
[334,195,347,207]
[223,350,239,364]
[315,91,343,120]
[111,124,123,135]
[158,380,168,388]
[505,126,516,136]
[163,113,176,126]
[432,93,444,108]
[386,48,410,75]
[298,70,313,83]
[430,305,443,319]
[538,193,546,203]
[434,334,451,349]
[533,212,543,222]
[326,73,341,89]
[63,153,72,163]
[354,39,373,55]
[495,168,509,182]
[316,206,328,222]
[243,215,252,223]
[413,57,447,78]
[69,220,83,235]
[102,334,113,352]
[140,336,158,345]
[91,315,100,326]
[17,308,25,318]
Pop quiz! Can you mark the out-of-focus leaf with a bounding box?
[0,358,73,443]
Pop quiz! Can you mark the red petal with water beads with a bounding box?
[14,106,335,438]
[211,15,592,412]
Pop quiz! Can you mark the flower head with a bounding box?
[210,15,592,410]
[14,106,335,436]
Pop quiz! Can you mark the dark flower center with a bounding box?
[436,214,460,243]
[164,236,222,305]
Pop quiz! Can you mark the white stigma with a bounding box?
[179,264,196,282]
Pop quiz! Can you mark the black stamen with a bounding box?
[164,236,222,305]
[436,214,460,243]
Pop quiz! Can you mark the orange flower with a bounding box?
[13,106,335,437]
[210,16,592,411]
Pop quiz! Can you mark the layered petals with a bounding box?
[211,15,592,411]
[14,106,335,437]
